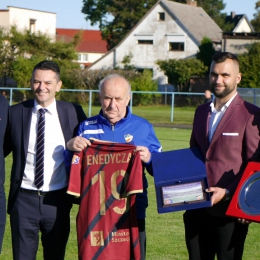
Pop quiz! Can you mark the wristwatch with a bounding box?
[223,189,231,201]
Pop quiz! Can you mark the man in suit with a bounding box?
[0,95,8,253]
[4,60,87,260]
[183,52,260,260]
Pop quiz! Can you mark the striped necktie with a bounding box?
[35,108,48,189]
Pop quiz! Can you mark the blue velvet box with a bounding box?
[152,147,212,214]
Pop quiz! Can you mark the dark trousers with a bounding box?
[183,208,248,260]
[0,191,6,253]
[138,218,146,260]
[10,188,72,260]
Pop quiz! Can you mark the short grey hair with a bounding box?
[98,74,131,94]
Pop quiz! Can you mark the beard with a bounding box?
[211,83,236,98]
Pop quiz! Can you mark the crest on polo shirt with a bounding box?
[72,155,80,164]
[124,134,133,143]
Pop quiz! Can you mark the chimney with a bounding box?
[231,12,236,19]
[186,0,197,7]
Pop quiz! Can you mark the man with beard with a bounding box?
[183,52,260,260]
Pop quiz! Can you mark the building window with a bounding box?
[82,54,88,61]
[78,53,88,62]
[158,12,165,21]
[29,19,36,33]
[169,42,184,51]
[137,40,153,45]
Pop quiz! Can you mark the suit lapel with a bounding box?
[23,104,33,157]
[56,101,71,143]
[210,95,241,146]
[198,104,211,150]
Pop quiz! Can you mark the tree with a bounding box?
[239,42,260,88]
[0,27,15,86]
[251,1,260,31]
[130,70,158,105]
[82,0,157,49]
[196,37,215,70]
[156,58,208,91]
[0,26,80,89]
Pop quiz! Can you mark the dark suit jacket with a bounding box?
[0,95,8,251]
[190,94,260,215]
[0,95,8,192]
[4,99,87,214]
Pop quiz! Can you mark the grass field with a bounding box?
[2,126,260,259]
[83,105,196,126]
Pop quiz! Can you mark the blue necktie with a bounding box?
[35,108,48,189]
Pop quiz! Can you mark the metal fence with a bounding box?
[0,87,259,122]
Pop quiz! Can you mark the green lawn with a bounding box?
[83,105,196,126]
[2,127,260,259]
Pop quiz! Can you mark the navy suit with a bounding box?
[0,95,8,253]
[4,99,86,259]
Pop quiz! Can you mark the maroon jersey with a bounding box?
[68,140,143,260]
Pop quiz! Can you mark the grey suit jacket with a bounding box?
[4,99,87,214]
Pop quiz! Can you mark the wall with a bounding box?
[234,18,252,33]
[0,6,56,40]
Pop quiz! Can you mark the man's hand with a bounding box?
[205,187,226,205]
[67,136,91,151]
[135,146,151,163]
[238,218,251,224]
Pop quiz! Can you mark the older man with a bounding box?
[65,74,162,259]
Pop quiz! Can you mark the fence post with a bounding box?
[171,93,175,122]
[129,92,133,111]
[89,90,92,117]
[10,88,13,105]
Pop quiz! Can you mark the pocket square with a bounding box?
[222,133,239,136]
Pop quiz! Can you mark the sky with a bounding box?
[0,0,258,30]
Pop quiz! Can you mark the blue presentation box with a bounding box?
[152,147,212,214]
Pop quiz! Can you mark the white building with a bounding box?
[0,6,56,40]
[89,0,222,84]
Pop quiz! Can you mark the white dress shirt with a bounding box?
[22,100,67,191]
[208,93,237,142]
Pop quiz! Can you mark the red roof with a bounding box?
[56,28,108,53]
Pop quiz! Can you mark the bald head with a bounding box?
[98,74,131,124]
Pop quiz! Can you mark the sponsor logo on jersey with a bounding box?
[85,120,97,125]
[72,155,80,164]
[124,134,133,143]
[91,231,104,246]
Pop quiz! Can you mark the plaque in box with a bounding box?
[152,147,211,214]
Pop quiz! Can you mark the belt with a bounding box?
[20,187,66,197]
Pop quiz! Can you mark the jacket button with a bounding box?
[205,158,210,162]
